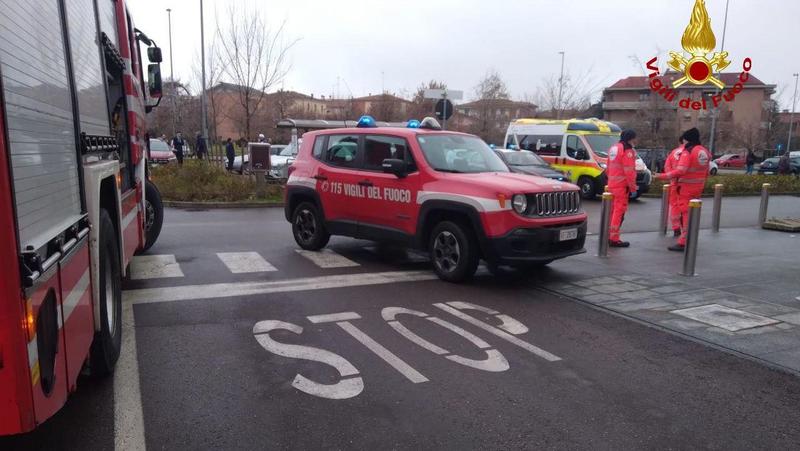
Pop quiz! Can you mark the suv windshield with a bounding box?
[279,145,297,157]
[583,135,619,158]
[501,150,547,166]
[417,134,508,173]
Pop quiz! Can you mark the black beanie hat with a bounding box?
[620,129,637,142]
[681,128,701,144]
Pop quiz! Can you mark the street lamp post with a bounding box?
[708,0,730,154]
[166,8,176,138]
[200,0,208,149]
[557,51,565,119]
[788,73,799,153]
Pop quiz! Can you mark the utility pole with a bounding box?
[200,0,208,149]
[788,73,799,153]
[708,0,730,154]
[557,51,565,119]
[166,8,176,137]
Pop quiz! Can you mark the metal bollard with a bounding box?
[597,191,613,257]
[711,184,723,232]
[758,183,771,226]
[659,184,670,235]
[680,199,702,277]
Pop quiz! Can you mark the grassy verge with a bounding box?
[647,174,800,196]
[151,160,283,202]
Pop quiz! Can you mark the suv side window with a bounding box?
[312,136,326,159]
[364,135,416,172]
[565,135,587,159]
[324,134,360,168]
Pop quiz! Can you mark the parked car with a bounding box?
[270,144,286,156]
[758,156,800,175]
[269,141,300,178]
[232,153,249,173]
[714,153,745,168]
[148,138,177,165]
[636,148,668,172]
[493,149,568,182]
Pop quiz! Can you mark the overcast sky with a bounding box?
[129,0,799,109]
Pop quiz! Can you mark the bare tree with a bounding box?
[467,70,510,144]
[216,4,296,140]
[535,68,599,118]
[191,37,225,144]
[408,80,447,119]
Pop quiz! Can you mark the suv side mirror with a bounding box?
[147,47,163,63]
[382,158,407,178]
[148,63,163,98]
[575,149,589,160]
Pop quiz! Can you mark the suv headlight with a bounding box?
[599,163,607,169]
[512,194,527,214]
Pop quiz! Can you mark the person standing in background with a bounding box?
[745,150,756,175]
[195,131,207,160]
[171,131,185,166]
[225,138,235,171]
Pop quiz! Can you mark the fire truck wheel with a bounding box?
[429,221,479,283]
[292,202,330,250]
[578,176,597,200]
[90,209,122,377]
[140,180,164,253]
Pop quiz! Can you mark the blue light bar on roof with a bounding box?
[407,119,420,128]
[356,115,377,128]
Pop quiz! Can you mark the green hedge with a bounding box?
[648,174,800,196]
[151,160,283,202]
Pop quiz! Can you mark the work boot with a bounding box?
[609,240,630,248]
[673,229,681,237]
[668,243,686,252]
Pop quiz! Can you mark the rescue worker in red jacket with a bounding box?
[606,129,639,247]
[657,128,710,251]
[664,137,686,237]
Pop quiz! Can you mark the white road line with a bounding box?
[307,312,362,324]
[130,254,184,280]
[336,321,429,384]
[114,302,146,451]
[217,252,277,274]
[122,270,437,305]
[433,302,562,362]
[296,249,360,268]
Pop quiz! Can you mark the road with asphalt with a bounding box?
[4,204,800,450]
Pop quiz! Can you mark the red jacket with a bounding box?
[606,142,637,191]
[664,144,710,188]
[664,146,684,173]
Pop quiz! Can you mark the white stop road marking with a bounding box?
[217,252,277,273]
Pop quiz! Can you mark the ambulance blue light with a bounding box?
[407,119,420,128]
[356,115,377,128]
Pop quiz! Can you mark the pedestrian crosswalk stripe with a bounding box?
[130,255,184,280]
[217,252,278,273]
[296,249,360,268]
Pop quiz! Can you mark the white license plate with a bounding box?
[763,171,775,175]
[559,228,578,242]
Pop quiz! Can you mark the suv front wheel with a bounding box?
[429,221,479,283]
[292,202,330,250]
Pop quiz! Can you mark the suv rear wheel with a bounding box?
[292,202,330,250]
[429,221,479,283]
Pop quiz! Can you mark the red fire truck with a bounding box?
[0,0,165,434]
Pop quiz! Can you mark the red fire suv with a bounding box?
[285,117,588,282]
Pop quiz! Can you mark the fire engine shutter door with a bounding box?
[0,0,83,251]
[66,0,111,136]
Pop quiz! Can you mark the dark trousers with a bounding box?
[174,150,184,165]
[227,153,235,170]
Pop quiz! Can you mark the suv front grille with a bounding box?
[529,191,581,217]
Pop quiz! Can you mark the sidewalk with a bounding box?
[538,226,800,375]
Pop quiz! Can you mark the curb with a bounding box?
[641,192,800,199]
[163,200,284,209]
